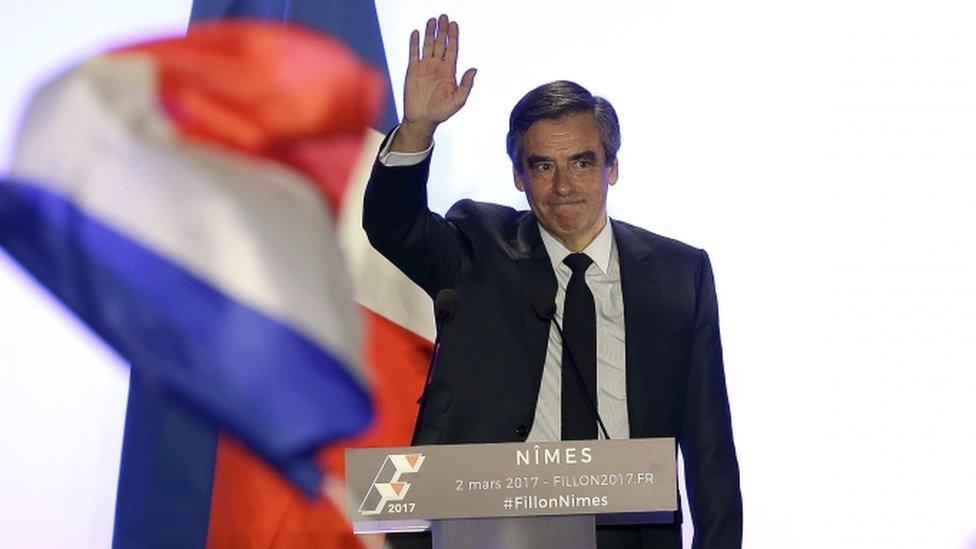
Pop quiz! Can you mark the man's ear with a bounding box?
[513,167,526,192]
[607,158,619,186]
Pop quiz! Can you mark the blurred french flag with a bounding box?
[1,6,436,548]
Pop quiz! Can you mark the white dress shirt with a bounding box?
[528,222,629,441]
[377,129,630,441]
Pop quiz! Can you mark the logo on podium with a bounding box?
[358,453,426,515]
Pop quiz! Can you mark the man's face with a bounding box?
[514,112,618,252]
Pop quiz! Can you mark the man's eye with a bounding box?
[533,162,553,172]
[573,159,593,169]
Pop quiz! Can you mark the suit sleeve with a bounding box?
[681,250,743,549]
[362,146,472,298]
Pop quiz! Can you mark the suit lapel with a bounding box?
[612,220,660,437]
[512,214,557,395]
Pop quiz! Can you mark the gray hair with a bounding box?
[506,80,620,168]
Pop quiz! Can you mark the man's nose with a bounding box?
[553,166,572,196]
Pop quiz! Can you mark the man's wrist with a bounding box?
[391,120,437,153]
[378,125,433,167]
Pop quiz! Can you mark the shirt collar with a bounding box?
[538,217,614,275]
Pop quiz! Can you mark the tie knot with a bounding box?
[563,253,592,274]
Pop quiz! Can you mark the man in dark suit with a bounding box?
[363,14,741,549]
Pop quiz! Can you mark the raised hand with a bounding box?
[392,14,477,152]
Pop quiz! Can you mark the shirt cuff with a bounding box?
[377,125,433,167]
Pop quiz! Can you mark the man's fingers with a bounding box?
[456,67,477,105]
[432,14,449,59]
[423,17,436,58]
[409,29,420,63]
[445,21,459,64]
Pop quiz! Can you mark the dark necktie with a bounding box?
[561,253,597,440]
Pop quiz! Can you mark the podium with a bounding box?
[345,439,677,549]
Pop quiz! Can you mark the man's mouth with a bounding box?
[548,200,583,207]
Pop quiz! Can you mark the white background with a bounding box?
[2,1,975,547]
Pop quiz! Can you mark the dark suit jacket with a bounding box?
[363,151,742,549]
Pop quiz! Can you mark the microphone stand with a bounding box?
[533,299,610,440]
[413,289,458,441]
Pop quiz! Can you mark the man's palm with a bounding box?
[403,16,476,129]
